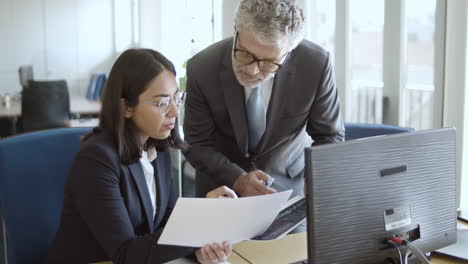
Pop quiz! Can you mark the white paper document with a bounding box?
[158,190,292,247]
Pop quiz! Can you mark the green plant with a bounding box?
[179,60,188,91]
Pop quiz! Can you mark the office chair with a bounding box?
[0,127,91,264]
[21,80,71,132]
[345,123,413,140]
[0,209,4,264]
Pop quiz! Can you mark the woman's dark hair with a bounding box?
[84,49,188,164]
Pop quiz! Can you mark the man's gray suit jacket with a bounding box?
[183,37,345,197]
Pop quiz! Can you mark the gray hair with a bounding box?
[234,0,305,50]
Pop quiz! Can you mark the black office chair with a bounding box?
[21,80,70,132]
[18,65,34,89]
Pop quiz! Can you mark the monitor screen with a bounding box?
[305,128,457,264]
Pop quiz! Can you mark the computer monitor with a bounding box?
[305,128,457,264]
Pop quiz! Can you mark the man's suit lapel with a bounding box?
[128,162,154,233]
[257,52,297,155]
[221,47,249,155]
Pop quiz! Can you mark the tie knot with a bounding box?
[251,86,260,94]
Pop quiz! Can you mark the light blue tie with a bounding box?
[246,87,266,153]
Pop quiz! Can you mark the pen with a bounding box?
[263,178,275,187]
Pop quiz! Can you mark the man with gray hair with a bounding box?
[184,0,344,198]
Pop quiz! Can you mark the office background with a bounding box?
[0,0,467,212]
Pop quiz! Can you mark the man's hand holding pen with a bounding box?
[233,170,277,197]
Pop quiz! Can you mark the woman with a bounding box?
[47,49,235,264]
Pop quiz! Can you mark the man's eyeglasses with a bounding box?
[142,90,186,116]
[233,31,290,73]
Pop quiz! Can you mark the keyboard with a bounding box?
[252,197,306,240]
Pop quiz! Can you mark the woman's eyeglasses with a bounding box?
[142,90,186,116]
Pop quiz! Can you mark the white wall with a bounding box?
[0,0,222,96]
[0,0,117,96]
[139,0,162,51]
[0,0,45,93]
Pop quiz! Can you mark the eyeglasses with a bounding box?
[142,90,186,116]
[233,31,290,73]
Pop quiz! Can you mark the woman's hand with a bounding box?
[206,185,238,198]
[195,241,232,264]
[198,187,235,263]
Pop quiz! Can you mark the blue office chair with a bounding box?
[0,127,92,264]
[345,123,413,140]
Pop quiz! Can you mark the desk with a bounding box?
[232,233,306,264]
[89,235,466,264]
[231,230,468,264]
[89,222,468,264]
[90,250,247,264]
[68,118,99,127]
[0,95,101,118]
[432,255,468,264]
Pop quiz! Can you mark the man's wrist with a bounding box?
[232,172,246,194]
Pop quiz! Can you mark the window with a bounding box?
[303,0,444,129]
[302,0,468,209]
[303,0,336,57]
[403,0,438,130]
[349,0,385,123]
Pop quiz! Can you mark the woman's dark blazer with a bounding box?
[47,131,193,264]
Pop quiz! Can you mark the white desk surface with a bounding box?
[0,95,100,118]
[69,118,99,128]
